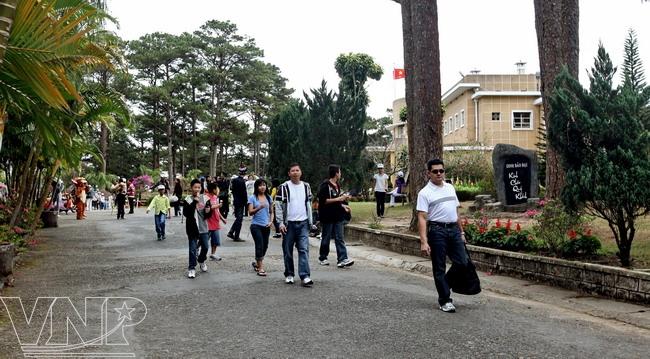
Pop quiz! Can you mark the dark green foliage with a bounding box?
[548,43,650,266]
[561,234,601,257]
[267,53,382,190]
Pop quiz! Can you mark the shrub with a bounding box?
[463,218,538,252]
[561,232,601,257]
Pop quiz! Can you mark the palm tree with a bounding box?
[0,0,18,66]
[0,0,109,152]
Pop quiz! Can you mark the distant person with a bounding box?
[183,179,211,279]
[372,164,389,218]
[417,158,466,313]
[173,178,183,217]
[127,180,137,214]
[389,171,407,207]
[275,163,314,287]
[248,178,274,277]
[317,164,354,268]
[206,182,226,261]
[113,178,127,220]
[227,167,248,242]
[245,174,256,217]
[146,185,171,241]
[216,173,230,219]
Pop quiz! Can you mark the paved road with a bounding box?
[1,210,650,358]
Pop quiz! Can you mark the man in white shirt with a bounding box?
[274,163,314,287]
[417,158,468,313]
[372,164,389,218]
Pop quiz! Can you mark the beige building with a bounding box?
[387,71,543,169]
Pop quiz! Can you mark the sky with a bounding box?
[106,0,650,119]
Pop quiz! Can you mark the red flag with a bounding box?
[393,68,405,79]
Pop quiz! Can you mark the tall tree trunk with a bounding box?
[166,106,174,179]
[401,0,443,231]
[32,163,60,233]
[192,87,198,170]
[534,0,579,199]
[100,122,108,173]
[9,137,41,227]
[99,71,110,173]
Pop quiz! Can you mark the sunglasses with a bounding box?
[430,169,445,174]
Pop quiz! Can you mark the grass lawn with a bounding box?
[348,201,413,224]
[348,201,650,269]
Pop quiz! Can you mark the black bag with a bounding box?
[445,245,481,295]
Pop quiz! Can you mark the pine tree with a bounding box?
[622,29,646,93]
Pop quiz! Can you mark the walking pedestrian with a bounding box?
[275,163,314,287]
[216,173,230,219]
[146,185,171,241]
[372,164,389,218]
[227,167,247,242]
[417,158,467,313]
[127,180,136,214]
[72,177,87,220]
[248,178,274,277]
[183,179,211,279]
[206,182,226,261]
[113,178,127,220]
[317,165,354,268]
[173,178,183,217]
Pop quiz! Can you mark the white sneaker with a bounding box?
[301,277,314,287]
[200,262,208,272]
[439,302,456,313]
[187,269,196,278]
[337,258,355,268]
[319,259,330,266]
[285,276,294,284]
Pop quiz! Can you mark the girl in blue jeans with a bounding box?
[248,179,274,276]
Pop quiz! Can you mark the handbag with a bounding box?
[445,245,481,295]
[169,195,179,203]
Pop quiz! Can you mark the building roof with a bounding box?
[471,90,541,100]
[441,82,480,105]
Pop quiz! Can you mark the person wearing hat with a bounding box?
[147,185,171,240]
[372,164,389,217]
[227,166,248,242]
[72,177,88,220]
[112,178,128,220]
[389,171,407,207]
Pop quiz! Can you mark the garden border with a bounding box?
[346,224,650,304]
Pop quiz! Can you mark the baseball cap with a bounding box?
[157,185,165,190]
[397,171,404,177]
[377,164,384,169]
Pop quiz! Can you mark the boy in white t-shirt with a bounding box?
[372,164,389,217]
[416,158,468,313]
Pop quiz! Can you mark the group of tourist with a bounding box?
[142,158,467,312]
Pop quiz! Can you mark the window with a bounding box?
[460,110,465,127]
[448,117,453,133]
[491,112,501,121]
[454,114,459,130]
[512,111,533,130]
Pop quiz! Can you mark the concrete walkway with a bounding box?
[0,210,649,358]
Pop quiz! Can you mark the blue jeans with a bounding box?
[229,203,245,239]
[154,213,166,238]
[209,230,221,247]
[188,233,210,270]
[282,220,310,279]
[428,224,468,306]
[319,221,348,263]
[250,224,270,261]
